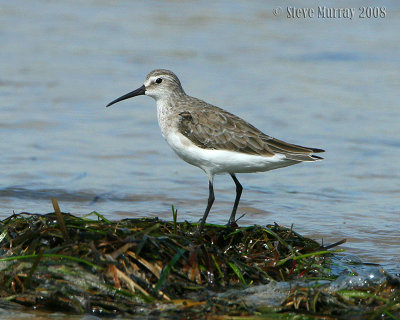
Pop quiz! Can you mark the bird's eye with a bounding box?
[155,78,162,84]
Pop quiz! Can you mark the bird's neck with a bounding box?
[156,97,175,138]
[155,96,172,113]
[155,94,185,115]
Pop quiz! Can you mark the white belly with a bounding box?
[164,131,298,177]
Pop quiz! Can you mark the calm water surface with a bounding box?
[1,1,399,275]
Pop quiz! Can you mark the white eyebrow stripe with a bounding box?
[145,76,159,87]
[145,75,175,87]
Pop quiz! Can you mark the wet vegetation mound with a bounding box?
[0,201,399,319]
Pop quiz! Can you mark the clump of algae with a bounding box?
[0,200,398,319]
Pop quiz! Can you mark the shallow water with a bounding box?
[1,0,399,276]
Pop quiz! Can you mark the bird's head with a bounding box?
[106,69,185,107]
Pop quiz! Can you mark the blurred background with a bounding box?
[1,1,399,273]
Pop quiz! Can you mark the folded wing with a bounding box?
[178,105,324,162]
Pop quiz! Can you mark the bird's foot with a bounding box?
[226,213,246,228]
[226,221,238,229]
[193,219,205,237]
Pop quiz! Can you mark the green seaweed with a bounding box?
[0,202,398,319]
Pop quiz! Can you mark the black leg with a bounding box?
[198,180,215,233]
[228,173,242,225]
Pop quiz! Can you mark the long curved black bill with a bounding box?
[106,85,146,107]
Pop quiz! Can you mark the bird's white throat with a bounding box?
[156,98,173,139]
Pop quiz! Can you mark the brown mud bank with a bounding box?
[0,200,399,319]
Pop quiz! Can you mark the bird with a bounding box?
[106,69,324,233]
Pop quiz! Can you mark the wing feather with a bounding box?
[178,106,324,161]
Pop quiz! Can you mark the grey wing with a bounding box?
[178,107,324,161]
[178,108,275,156]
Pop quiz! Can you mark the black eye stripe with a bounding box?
[155,78,162,84]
